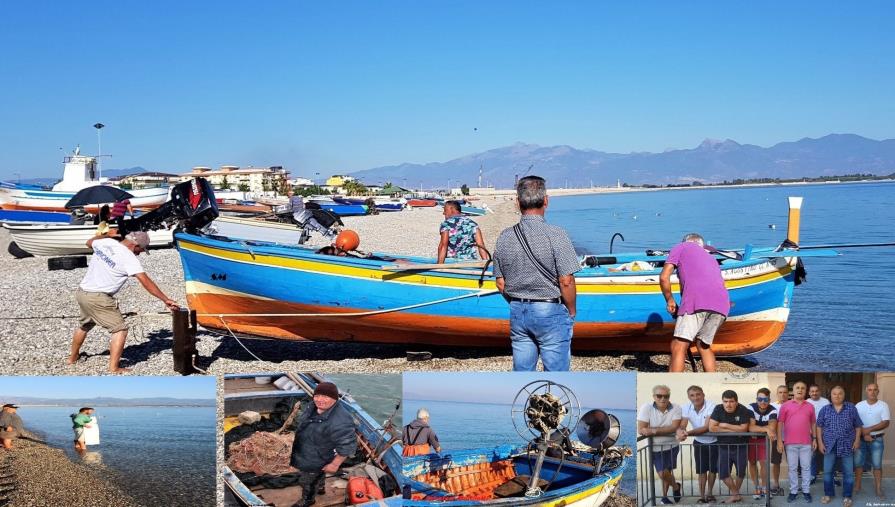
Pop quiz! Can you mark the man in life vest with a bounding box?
[402,408,441,456]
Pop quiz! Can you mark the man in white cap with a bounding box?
[67,231,179,373]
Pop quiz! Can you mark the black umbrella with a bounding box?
[65,185,134,209]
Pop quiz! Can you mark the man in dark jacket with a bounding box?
[289,382,357,507]
[402,408,441,456]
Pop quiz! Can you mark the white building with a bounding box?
[180,165,289,194]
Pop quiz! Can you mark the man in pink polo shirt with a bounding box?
[660,233,730,372]
[777,381,817,503]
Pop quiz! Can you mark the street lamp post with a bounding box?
[93,123,105,179]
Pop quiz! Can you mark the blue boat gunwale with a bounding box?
[176,231,792,281]
[403,444,626,506]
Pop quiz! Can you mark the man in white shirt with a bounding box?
[638,385,683,505]
[67,232,179,373]
[807,384,831,483]
[854,383,890,498]
[677,385,718,503]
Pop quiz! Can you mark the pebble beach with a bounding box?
[0,197,750,375]
[0,437,139,507]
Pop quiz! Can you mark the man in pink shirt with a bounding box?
[660,233,730,372]
[777,381,817,503]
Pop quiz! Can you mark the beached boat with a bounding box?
[0,150,168,212]
[333,196,405,212]
[406,199,438,208]
[173,243,822,356]
[305,197,369,216]
[0,209,72,224]
[206,216,306,244]
[3,222,174,256]
[222,373,404,507]
[460,204,489,216]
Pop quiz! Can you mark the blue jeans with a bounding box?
[823,452,855,498]
[854,436,884,470]
[509,301,573,371]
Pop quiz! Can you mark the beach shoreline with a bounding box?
[0,437,139,507]
[0,200,751,374]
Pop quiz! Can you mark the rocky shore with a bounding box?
[0,198,750,374]
[0,437,138,507]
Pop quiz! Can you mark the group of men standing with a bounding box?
[639,382,889,505]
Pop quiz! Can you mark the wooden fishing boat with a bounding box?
[404,445,626,506]
[333,197,405,212]
[3,222,173,256]
[404,380,629,506]
[174,197,830,355]
[460,204,488,216]
[223,373,404,507]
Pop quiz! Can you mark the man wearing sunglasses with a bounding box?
[748,388,778,500]
[639,385,683,504]
[68,231,179,373]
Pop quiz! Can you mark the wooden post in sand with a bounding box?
[172,308,198,375]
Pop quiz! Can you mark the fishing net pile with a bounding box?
[226,400,302,476]
[227,431,296,475]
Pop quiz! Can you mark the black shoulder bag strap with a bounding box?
[512,223,559,287]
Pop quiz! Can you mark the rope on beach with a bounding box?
[199,288,501,318]
[0,311,173,321]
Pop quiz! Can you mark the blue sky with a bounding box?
[0,376,215,399]
[1,1,893,180]
[403,372,635,410]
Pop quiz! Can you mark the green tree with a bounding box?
[237,183,250,192]
[342,180,367,195]
[460,184,470,195]
[220,175,230,190]
[261,179,271,192]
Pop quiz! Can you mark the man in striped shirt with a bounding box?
[493,176,580,371]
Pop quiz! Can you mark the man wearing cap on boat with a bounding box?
[290,381,357,507]
[660,233,731,372]
[402,408,441,456]
[493,175,580,372]
[0,404,24,449]
[67,231,180,373]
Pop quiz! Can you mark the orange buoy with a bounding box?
[335,229,360,251]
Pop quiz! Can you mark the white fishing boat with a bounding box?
[205,216,306,244]
[0,148,168,212]
[2,222,174,256]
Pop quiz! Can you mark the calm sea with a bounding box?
[327,374,403,427]
[403,399,637,495]
[21,406,216,507]
[548,181,895,371]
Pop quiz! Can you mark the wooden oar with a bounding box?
[381,261,487,271]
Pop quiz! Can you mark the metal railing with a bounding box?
[638,432,772,507]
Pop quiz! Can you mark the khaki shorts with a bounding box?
[674,311,726,345]
[76,289,128,333]
[73,427,85,442]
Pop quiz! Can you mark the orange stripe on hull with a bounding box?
[188,293,785,356]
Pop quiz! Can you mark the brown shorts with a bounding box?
[76,289,128,333]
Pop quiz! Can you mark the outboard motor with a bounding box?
[292,207,341,244]
[117,177,219,235]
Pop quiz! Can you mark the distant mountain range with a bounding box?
[5,396,214,407]
[349,134,895,188]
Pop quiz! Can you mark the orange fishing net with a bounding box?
[227,431,296,476]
